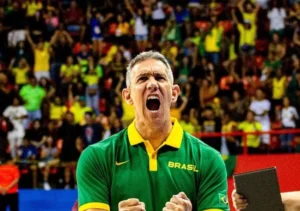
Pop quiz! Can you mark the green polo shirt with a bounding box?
[19,84,46,111]
[77,118,229,211]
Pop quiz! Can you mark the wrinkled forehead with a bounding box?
[131,59,169,78]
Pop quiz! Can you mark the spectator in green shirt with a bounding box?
[19,75,46,129]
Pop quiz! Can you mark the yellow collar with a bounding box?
[127,117,183,149]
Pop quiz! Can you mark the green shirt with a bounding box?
[19,84,46,111]
[77,118,229,211]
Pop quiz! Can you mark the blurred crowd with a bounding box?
[0,0,300,190]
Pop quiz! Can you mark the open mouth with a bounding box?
[146,96,160,111]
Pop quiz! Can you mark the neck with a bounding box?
[135,117,173,150]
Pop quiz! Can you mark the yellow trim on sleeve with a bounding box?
[79,202,110,211]
[203,209,223,211]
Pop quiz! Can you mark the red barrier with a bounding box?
[227,154,300,210]
[194,129,300,155]
[193,130,300,209]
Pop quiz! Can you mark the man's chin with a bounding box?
[145,109,162,119]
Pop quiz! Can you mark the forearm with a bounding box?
[5,178,19,190]
[281,191,300,211]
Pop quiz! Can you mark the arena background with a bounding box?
[1,0,300,210]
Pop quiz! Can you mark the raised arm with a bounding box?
[231,8,240,25]
[178,96,188,112]
[125,0,135,17]
[25,30,36,51]
[253,2,260,15]
[293,27,300,46]
[63,30,74,45]
[115,75,125,98]
[237,0,245,13]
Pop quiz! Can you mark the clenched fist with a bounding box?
[162,192,192,211]
[118,198,146,211]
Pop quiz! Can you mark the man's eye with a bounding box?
[156,76,165,81]
[138,76,147,81]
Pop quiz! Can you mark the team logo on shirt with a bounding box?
[168,161,199,172]
[219,193,228,205]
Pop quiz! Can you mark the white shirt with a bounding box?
[281,106,299,128]
[250,99,271,125]
[152,2,166,20]
[134,15,148,36]
[256,0,270,9]
[3,105,27,132]
[267,8,286,31]
[123,50,132,62]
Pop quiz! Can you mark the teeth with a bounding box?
[147,96,159,100]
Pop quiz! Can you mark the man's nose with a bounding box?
[146,77,158,90]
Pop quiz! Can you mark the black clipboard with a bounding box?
[233,167,284,211]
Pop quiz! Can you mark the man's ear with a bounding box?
[122,88,133,105]
[171,85,180,103]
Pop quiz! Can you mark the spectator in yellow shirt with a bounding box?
[83,59,101,115]
[25,30,56,82]
[60,55,80,96]
[49,96,67,123]
[237,110,262,154]
[222,113,238,155]
[204,15,223,65]
[23,0,42,17]
[9,58,30,88]
[179,113,196,134]
[115,14,130,44]
[231,8,256,75]
[69,96,93,125]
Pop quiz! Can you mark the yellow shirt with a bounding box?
[60,64,80,78]
[84,74,98,86]
[170,108,181,120]
[237,24,256,47]
[179,120,195,134]
[13,67,29,85]
[204,27,223,52]
[34,46,50,72]
[272,76,286,99]
[122,100,135,122]
[70,102,93,125]
[237,121,262,148]
[105,45,118,64]
[50,103,67,120]
[116,22,130,35]
[229,43,237,60]
[242,12,256,27]
[23,1,42,17]
[222,121,237,133]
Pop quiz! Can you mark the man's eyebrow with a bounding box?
[136,72,166,77]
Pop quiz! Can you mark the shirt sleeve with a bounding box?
[21,107,28,116]
[256,122,262,131]
[264,100,271,112]
[3,107,10,117]
[293,107,299,119]
[237,122,245,130]
[197,153,229,211]
[237,24,243,33]
[76,145,110,211]
[19,86,26,99]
